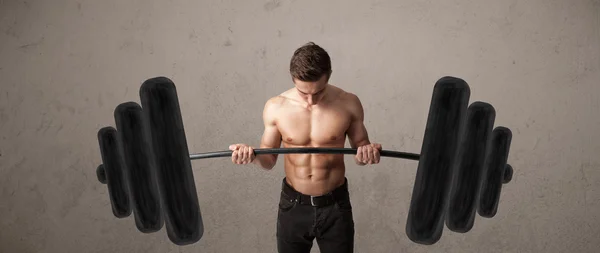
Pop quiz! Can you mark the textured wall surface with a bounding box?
[1,0,599,252]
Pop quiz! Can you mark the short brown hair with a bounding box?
[289,42,332,82]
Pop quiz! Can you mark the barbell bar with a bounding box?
[97,148,511,184]
[189,148,420,160]
[98,148,512,185]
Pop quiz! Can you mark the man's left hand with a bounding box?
[355,143,382,165]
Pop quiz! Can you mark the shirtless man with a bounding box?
[229,42,382,253]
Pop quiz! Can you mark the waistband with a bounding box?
[280,177,349,206]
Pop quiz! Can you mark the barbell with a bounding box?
[95,76,514,245]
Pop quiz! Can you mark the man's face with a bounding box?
[293,75,329,105]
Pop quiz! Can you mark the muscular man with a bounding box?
[229,42,381,253]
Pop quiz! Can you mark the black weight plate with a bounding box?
[140,77,204,245]
[478,127,512,218]
[446,101,495,233]
[97,127,131,218]
[115,102,164,233]
[406,76,470,245]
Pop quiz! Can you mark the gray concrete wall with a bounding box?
[1,0,599,252]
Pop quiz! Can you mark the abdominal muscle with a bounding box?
[282,143,347,196]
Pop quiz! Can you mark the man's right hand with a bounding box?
[229,144,256,165]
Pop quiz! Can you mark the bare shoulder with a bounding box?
[264,94,286,113]
[342,90,361,105]
[329,85,362,108]
[277,88,298,102]
[328,85,363,121]
[262,95,286,123]
[266,94,286,108]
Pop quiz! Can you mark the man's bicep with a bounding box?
[346,94,371,148]
[259,98,282,150]
[260,123,282,149]
[347,118,370,148]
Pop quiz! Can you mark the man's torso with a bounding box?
[272,85,354,196]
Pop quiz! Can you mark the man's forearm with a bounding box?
[252,154,277,170]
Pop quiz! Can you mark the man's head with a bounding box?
[289,42,332,105]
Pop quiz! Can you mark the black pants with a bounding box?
[276,177,355,253]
